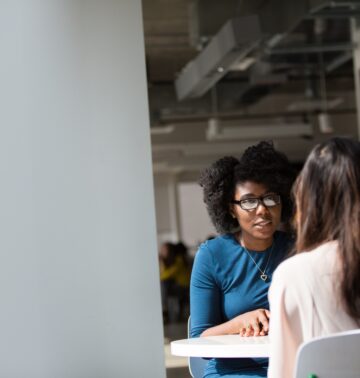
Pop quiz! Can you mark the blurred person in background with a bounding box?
[159,241,191,323]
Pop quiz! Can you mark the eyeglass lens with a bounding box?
[241,195,280,210]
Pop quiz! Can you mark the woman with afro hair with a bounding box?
[190,141,295,377]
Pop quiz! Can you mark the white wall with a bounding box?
[0,1,165,377]
[154,173,180,245]
[153,174,216,254]
[178,182,216,253]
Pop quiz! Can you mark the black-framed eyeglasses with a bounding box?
[232,194,281,211]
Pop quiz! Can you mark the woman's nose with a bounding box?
[256,202,270,215]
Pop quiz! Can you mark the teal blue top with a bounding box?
[190,231,291,378]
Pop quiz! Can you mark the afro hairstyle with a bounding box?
[199,141,296,234]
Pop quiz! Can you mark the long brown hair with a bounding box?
[293,137,360,319]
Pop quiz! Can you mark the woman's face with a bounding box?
[231,181,282,244]
[159,243,170,259]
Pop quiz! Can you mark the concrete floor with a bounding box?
[167,367,191,378]
[164,322,192,378]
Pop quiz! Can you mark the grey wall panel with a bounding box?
[0,1,165,377]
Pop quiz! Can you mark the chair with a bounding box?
[294,329,360,378]
[188,317,207,378]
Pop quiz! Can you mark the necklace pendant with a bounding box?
[260,274,268,281]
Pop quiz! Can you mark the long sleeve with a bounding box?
[190,244,221,337]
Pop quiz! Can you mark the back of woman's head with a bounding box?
[174,242,189,266]
[175,242,188,256]
[199,141,295,234]
[160,242,177,266]
[294,137,360,318]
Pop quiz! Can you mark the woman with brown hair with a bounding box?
[268,137,360,378]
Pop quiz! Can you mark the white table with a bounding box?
[171,335,270,358]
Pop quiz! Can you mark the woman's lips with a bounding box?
[254,220,272,229]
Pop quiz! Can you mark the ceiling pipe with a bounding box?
[158,108,356,124]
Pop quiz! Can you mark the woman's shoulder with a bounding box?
[274,241,338,282]
[199,233,234,251]
[195,234,235,259]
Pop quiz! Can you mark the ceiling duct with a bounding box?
[176,0,360,101]
[175,16,262,100]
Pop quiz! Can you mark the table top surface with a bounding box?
[171,335,270,358]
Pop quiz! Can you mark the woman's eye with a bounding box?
[243,199,257,205]
[264,199,276,205]
[264,196,275,201]
[263,195,280,206]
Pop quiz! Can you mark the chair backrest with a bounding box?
[294,329,360,378]
[188,317,207,378]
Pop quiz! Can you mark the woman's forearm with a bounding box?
[200,309,270,337]
[200,319,239,336]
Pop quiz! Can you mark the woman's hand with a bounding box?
[235,309,270,337]
[200,308,270,337]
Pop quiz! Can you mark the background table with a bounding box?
[171,335,270,358]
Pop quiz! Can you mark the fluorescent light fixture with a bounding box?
[150,125,175,135]
[152,160,207,174]
[182,142,252,156]
[287,97,343,112]
[230,57,256,71]
[152,141,266,158]
[206,122,313,141]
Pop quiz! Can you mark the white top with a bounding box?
[268,241,360,378]
[171,335,269,358]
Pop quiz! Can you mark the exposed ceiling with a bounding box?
[143,0,360,178]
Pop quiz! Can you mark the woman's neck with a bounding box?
[236,232,273,252]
